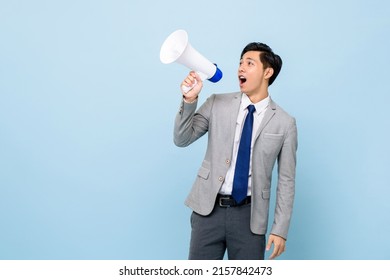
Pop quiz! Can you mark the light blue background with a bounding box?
[1,0,389,260]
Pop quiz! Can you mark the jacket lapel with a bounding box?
[254,97,277,141]
[226,92,242,154]
[229,92,242,135]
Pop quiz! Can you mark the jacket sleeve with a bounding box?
[270,117,298,239]
[173,95,215,147]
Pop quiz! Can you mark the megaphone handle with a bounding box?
[181,79,197,94]
[181,71,208,93]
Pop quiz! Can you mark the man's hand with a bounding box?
[266,234,286,259]
[181,71,203,103]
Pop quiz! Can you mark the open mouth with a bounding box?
[239,75,247,85]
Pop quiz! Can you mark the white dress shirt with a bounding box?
[219,93,270,196]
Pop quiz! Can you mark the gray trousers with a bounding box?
[189,202,266,260]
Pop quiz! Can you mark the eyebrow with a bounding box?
[240,57,257,62]
[240,57,256,61]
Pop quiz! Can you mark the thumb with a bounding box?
[266,237,273,251]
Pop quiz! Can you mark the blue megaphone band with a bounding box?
[208,64,223,83]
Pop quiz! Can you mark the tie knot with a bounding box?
[247,104,256,114]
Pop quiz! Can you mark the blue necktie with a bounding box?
[232,105,256,203]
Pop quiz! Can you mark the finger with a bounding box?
[184,75,195,86]
[181,80,193,90]
[266,237,273,251]
[269,244,279,260]
[269,243,285,260]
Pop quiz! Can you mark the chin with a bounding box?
[240,85,248,92]
[241,87,252,94]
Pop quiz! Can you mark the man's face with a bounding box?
[238,51,269,96]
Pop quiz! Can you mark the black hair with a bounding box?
[240,42,282,86]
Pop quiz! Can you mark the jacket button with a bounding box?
[218,176,224,182]
[225,159,230,165]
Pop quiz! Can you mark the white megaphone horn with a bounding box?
[160,29,223,93]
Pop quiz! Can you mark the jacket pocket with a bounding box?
[197,160,210,179]
[263,133,284,139]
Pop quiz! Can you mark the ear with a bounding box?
[264,67,274,80]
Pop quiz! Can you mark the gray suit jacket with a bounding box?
[174,92,297,239]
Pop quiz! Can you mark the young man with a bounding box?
[174,42,297,260]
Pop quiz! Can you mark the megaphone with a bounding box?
[160,29,223,93]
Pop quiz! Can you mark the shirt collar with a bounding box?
[240,94,270,115]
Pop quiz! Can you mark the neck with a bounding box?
[246,88,269,103]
